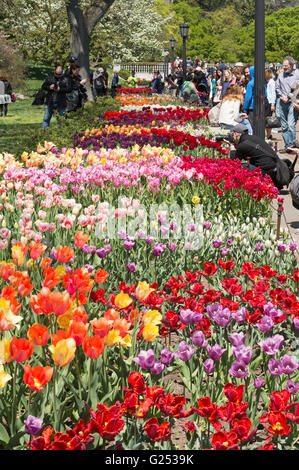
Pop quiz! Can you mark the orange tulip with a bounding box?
[67,320,89,346]
[27,323,49,346]
[104,308,119,322]
[43,267,61,290]
[0,263,15,281]
[63,268,94,295]
[23,364,53,391]
[51,330,70,346]
[74,231,89,249]
[9,271,34,297]
[113,318,132,338]
[56,245,74,264]
[40,257,52,272]
[82,335,104,359]
[29,241,47,260]
[94,269,108,284]
[90,317,112,338]
[30,287,71,316]
[10,337,34,362]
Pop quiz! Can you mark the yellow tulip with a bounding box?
[104,329,122,347]
[192,196,201,204]
[119,334,132,348]
[135,281,155,302]
[0,365,12,389]
[142,309,162,326]
[142,323,159,342]
[49,338,76,367]
[0,337,12,363]
[56,265,66,279]
[114,292,133,309]
[0,298,23,332]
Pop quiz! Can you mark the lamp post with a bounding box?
[170,37,176,74]
[164,48,169,81]
[253,0,265,139]
[179,23,189,83]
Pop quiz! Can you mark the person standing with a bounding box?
[127,71,139,88]
[275,56,299,152]
[41,65,72,129]
[111,70,119,98]
[93,68,106,99]
[65,63,87,113]
[0,74,12,117]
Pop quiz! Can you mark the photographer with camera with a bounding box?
[41,65,72,129]
[227,124,293,190]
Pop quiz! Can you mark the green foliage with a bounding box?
[233,5,299,63]
[18,97,121,156]
[118,68,131,80]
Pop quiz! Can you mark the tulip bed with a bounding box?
[0,92,298,451]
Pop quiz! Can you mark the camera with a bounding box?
[214,131,234,143]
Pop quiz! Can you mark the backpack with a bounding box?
[32,88,47,105]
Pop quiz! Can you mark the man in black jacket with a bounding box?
[230,123,280,186]
[41,65,72,129]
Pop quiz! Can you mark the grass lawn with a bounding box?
[0,63,55,155]
[0,63,126,155]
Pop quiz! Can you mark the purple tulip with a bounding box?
[213,307,231,327]
[286,380,299,395]
[220,247,230,257]
[150,361,165,375]
[229,361,248,378]
[268,358,283,376]
[231,307,247,323]
[226,239,233,247]
[168,242,177,251]
[124,238,135,251]
[175,341,195,361]
[278,243,287,252]
[203,358,215,374]
[203,221,212,230]
[260,334,284,355]
[232,346,252,365]
[294,318,299,330]
[228,332,245,348]
[191,330,208,348]
[137,229,146,239]
[212,239,222,248]
[280,355,298,374]
[96,248,107,258]
[256,316,274,332]
[254,378,264,389]
[263,302,283,318]
[170,221,178,231]
[126,262,136,273]
[160,349,174,365]
[24,415,44,435]
[255,242,263,251]
[289,242,297,252]
[146,235,155,245]
[207,344,226,361]
[152,243,166,256]
[133,349,155,369]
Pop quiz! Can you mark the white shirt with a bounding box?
[218,99,242,126]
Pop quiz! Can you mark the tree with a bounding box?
[66,0,116,99]
[90,0,173,64]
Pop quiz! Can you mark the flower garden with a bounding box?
[0,90,298,451]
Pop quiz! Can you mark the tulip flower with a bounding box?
[23,365,53,391]
[49,338,76,367]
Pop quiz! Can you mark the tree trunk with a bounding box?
[66,0,116,101]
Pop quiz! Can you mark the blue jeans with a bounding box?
[42,103,66,129]
[276,99,298,149]
[220,119,253,135]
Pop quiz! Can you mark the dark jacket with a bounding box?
[4,80,12,95]
[41,73,72,107]
[233,133,278,172]
[65,74,87,112]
